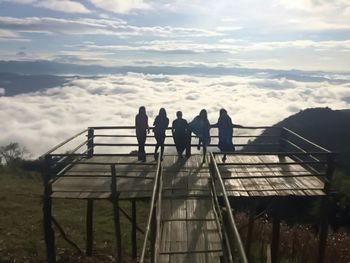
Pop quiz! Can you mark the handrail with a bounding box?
[40,128,88,158]
[209,152,249,263]
[140,155,162,263]
[93,143,278,147]
[40,125,280,158]
[212,151,334,156]
[282,127,331,153]
[94,134,279,138]
[209,177,234,263]
[90,125,279,130]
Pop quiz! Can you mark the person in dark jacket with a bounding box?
[135,106,149,162]
[153,108,169,160]
[189,109,210,163]
[172,111,190,158]
[212,108,242,162]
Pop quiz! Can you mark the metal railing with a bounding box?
[209,152,249,263]
[40,125,335,187]
[140,154,163,263]
[40,125,281,182]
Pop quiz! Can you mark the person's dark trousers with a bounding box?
[185,131,191,157]
[137,131,146,161]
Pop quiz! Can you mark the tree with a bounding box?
[0,142,29,165]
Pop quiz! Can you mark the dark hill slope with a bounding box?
[255,107,350,173]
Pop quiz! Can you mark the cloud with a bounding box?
[279,0,349,12]
[0,71,349,157]
[216,26,242,32]
[89,0,150,14]
[0,0,91,13]
[0,29,19,38]
[0,28,30,41]
[250,78,297,90]
[0,87,5,95]
[0,16,220,38]
[0,0,34,3]
[80,39,350,56]
[35,0,91,14]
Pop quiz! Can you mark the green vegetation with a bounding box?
[0,169,149,262]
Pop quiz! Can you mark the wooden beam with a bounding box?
[111,165,122,263]
[86,199,93,256]
[118,206,145,234]
[51,216,81,253]
[131,200,137,260]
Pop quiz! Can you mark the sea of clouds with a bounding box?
[0,72,349,157]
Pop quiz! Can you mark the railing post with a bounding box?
[87,128,94,158]
[278,127,287,152]
[317,154,335,263]
[42,154,56,263]
[111,164,122,263]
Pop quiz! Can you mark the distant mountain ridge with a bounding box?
[0,72,71,96]
[256,107,350,173]
[1,60,349,79]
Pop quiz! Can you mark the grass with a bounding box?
[0,170,149,262]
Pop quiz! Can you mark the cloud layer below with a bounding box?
[0,72,349,157]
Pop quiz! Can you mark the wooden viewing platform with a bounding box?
[41,126,335,263]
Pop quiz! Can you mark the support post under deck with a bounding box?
[245,204,255,261]
[317,155,335,263]
[111,165,122,263]
[86,199,94,256]
[131,200,137,260]
[43,155,56,263]
[271,215,280,263]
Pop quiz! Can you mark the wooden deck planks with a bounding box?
[159,155,222,262]
[51,154,326,200]
[160,197,222,262]
[217,154,325,197]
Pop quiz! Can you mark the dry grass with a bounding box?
[236,212,350,263]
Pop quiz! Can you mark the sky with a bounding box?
[0,0,350,157]
[0,0,349,71]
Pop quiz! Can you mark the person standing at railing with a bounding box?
[212,108,243,162]
[189,109,211,163]
[135,106,150,162]
[172,111,191,158]
[153,108,169,160]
